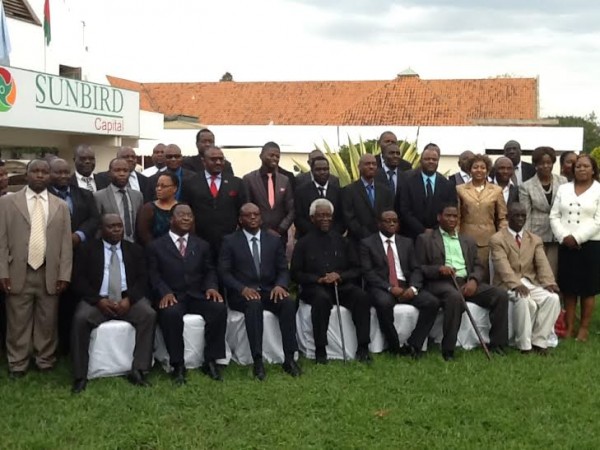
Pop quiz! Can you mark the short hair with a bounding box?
[170,202,192,215]
[310,156,329,168]
[309,198,334,216]
[378,209,397,221]
[423,143,440,154]
[559,151,577,166]
[195,128,214,143]
[504,140,521,150]
[108,157,128,170]
[26,159,49,172]
[261,141,280,154]
[507,202,526,215]
[531,146,556,165]
[157,172,180,188]
[465,154,493,173]
[378,131,396,144]
[576,154,600,181]
[493,156,513,170]
[437,201,458,215]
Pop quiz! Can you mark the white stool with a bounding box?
[88,320,136,379]
[368,304,421,353]
[226,309,293,365]
[154,314,231,372]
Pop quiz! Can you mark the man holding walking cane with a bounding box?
[291,199,371,364]
[415,204,509,361]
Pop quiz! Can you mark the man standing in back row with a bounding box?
[182,128,234,175]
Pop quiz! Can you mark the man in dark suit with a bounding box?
[397,143,457,239]
[96,147,151,201]
[415,204,509,361]
[70,144,102,192]
[360,210,439,357]
[70,214,156,393]
[294,156,344,238]
[492,156,519,205]
[181,146,247,261]
[147,144,195,201]
[342,153,394,245]
[49,158,100,353]
[502,140,535,185]
[291,198,372,364]
[182,128,234,175]
[147,204,227,384]
[243,142,294,245]
[449,150,474,186]
[295,150,340,188]
[375,143,412,200]
[219,203,301,380]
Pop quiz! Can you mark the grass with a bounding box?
[1,331,600,449]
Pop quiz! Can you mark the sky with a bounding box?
[71,0,600,118]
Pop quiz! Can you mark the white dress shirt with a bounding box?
[142,166,166,177]
[514,162,523,185]
[99,240,128,296]
[243,229,261,260]
[169,231,189,251]
[128,171,141,191]
[379,232,405,281]
[25,187,49,221]
[205,170,222,190]
[381,161,398,192]
[75,171,96,192]
[314,180,329,197]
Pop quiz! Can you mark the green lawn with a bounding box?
[1,332,600,449]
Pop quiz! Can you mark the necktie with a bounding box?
[177,236,186,257]
[267,173,275,208]
[511,167,519,185]
[426,178,433,199]
[209,175,218,198]
[251,237,260,274]
[118,189,133,238]
[515,233,521,248]
[317,186,325,198]
[366,184,375,207]
[386,239,399,287]
[82,176,94,192]
[28,194,46,270]
[387,170,395,191]
[55,189,68,200]
[108,245,122,302]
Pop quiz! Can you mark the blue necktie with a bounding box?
[366,184,375,207]
[387,170,395,192]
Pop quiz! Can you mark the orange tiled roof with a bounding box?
[107,75,538,126]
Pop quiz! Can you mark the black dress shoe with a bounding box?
[355,346,372,364]
[127,369,150,387]
[315,347,328,365]
[282,359,302,377]
[8,371,26,380]
[72,378,87,394]
[489,345,507,357]
[172,364,187,385]
[532,345,549,356]
[253,359,266,381]
[202,361,223,382]
[399,343,423,360]
[442,351,455,362]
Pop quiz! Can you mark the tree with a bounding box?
[550,113,600,154]
[219,72,233,82]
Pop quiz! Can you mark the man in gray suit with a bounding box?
[94,158,143,243]
[0,159,72,378]
[243,142,294,245]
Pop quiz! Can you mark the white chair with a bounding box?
[368,304,421,353]
[154,314,231,372]
[226,309,295,364]
[88,320,136,379]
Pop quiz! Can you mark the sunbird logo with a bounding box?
[0,68,17,112]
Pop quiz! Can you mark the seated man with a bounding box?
[146,203,227,384]
[490,203,560,355]
[416,204,509,361]
[291,198,371,364]
[219,203,301,380]
[71,214,156,393]
[360,210,439,358]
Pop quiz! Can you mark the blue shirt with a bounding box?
[421,172,437,195]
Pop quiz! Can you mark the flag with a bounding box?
[0,0,11,65]
[43,0,51,46]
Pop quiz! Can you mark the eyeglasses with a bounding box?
[156,184,175,189]
[165,154,182,160]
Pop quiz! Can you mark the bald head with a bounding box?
[494,156,514,185]
[458,150,474,172]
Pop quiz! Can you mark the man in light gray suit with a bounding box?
[94,158,143,243]
[0,160,72,378]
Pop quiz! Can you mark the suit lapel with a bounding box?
[14,189,30,224]
[433,230,445,259]
[237,231,258,275]
[47,193,59,226]
[253,171,269,209]
[355,181,373,211]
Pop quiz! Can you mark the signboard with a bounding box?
[0,65,140,136]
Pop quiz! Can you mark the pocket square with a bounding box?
[229,190,238,197]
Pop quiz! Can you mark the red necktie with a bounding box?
[210,175,218,198]
[267,173,275,208]
[515,233,521,248]
[178,237,186,257]
[386,239,399,287]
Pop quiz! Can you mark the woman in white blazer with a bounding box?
[550,154,600,342]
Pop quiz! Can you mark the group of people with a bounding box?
[0,128,597,395]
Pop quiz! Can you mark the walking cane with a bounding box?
[450,274,492,361]
[333,282,348,363]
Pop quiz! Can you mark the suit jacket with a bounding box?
[296,172,340,189]
[397,170,457,239]
[147,233,218,301]
[294,180,345,238]
[219,230,288,294]
[181,172,247,253]
[182,155,234,175]
[507,184,519,206]
[457,182,507,247]
[0,188,72,294]
[518,161,536,184]
[415,229,484,285]
[341,179,394,242]
[49,185,100,240]
[374,164,411,199]
[375,154,412,172]
[360,233,424,292]
[490,228,556,289]
[69,173,103,191]
[243,169,294,234]
[93,186,144,241]
[96,171,151,202]
[519,174,566,242]
[449,172,467,186]
[72,239,147,305]
[147,168,196,201]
